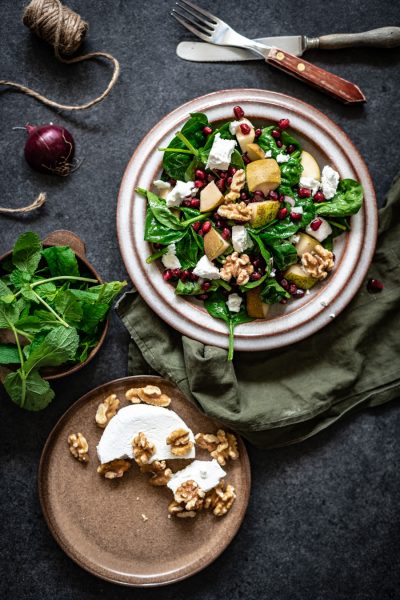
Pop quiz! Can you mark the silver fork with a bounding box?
[171,0,365,104]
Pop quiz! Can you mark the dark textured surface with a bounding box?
[0,1,400,598]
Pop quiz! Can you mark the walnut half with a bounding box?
[125,385,171,407]
[204,480,236,516]
[166,428,193,456]
[195,429,239,466]
[217,201,251,222]
[68,433,89,463]
[132,432,156,465]
[224,169,246,203]
[219,252,254,285]
[140,460,173,486]
[301,244,334,281]
[97,459,131,479]
[95,393,120,428]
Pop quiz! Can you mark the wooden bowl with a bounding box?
[0,230,108,381]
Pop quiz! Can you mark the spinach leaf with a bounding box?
[144,208,187,244]
[146,192,183,230]
[162,113,209,179]
[42,246,80,277]
[248,231,271,266]
[0,344,21,364]
[281,130,302,153]
[175,230,202,269]
[257,125,280,157]
[4,370,54,411]
[12,232,42,275]
[23,327,79,372]
[316,179,363,218]
[261,279,290,304]
[175,280,202,295]
[230,149,245,170]
[240,272,269,291]
[280,156,303,187]
[269,240,298,270]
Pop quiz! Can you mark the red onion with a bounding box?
[284,195,295,207]
[22,124,76,176]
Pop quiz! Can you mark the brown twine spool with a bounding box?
[0,0,120,214]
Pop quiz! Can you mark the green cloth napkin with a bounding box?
[116,174,400,448]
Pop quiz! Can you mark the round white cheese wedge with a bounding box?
[167,459,226,494]
[97,404,196,464]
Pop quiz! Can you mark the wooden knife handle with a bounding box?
[266,47,366,104]
[318,27,400,49]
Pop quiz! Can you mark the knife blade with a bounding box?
[177,37,306,61]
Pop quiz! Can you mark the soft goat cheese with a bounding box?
[226,293,242,313]
[231,225,253,253]
[161,243,181,270]
[166,180,195,208]
[206,133,237,171]
[276,153,290,164]
[321,166,340,200]
[229,118,253,136]
[305,217,332,242]
[153,180,171,191]
[193,255,220,280]
[299,176,320,196]
[97,404,196,464]
[167,459,226,494]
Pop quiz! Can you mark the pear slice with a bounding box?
[283,264,318,289]
[236,125,255,153]
[294,232,320,257]
[200,181,224,213]
[204,228,230,261]
[248,200,280,228]
[246,288,269,318]
[246,143,265,162]
[246,159,281,196]
[301,151,321,180]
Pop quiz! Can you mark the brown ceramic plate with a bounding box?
[38,376,251,587]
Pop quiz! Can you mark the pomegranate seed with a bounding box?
[310,218,323,231]
[180,270,190,282]
[201,221,212,234]
[242,153,251,164]
[192,221,202,232]
[291,212,302,221]
[277,140,283,148]
[169,178,176,186]
[271,129,281,139]
[182,199,191,207]
[295,289,305,299]
[203,126,213,135]
[367,278,384,293]
[233,105,245,119]
[254,190,265,199]
[289,284,297,295]
[280,279,289,289]
[240,123,251,135]
[227,176,233,186]
[222,227,231,240]
[190,272,199,281]
[286,144,296,154]
[250,272,262,281]
[215,220,222,229]
[202,281,211,291]
[171,268,181,279]
[190,198,200,208]
[254,128,262,138]
[163,269,172,281]
[313,191,325,203]
[279,194,284,202]
[194,180,204,189]
[278,208,288,219]
[198,293,209,301]
[218,171,228,179]
[269,190,278,200]
[153,243,162,249]
[228,166,237,176]
[280,299,288,305]
[252,258,262,269]
[195,169,206,180]
[216,178,226,191]
[207,174,215,182]
[298,187,311,198]
[278,118,290,129]
[240,192,248,201]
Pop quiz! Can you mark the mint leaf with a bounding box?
[80,302,109,334]
[12,232,42,275]
[0,300,20,328]
[23,326,79,373]
[4,370,54,410]
[88,281,127,305]
[0,344,20,364]
[54,290,83,326]
[42,246,80,277]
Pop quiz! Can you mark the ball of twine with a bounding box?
[0,0,120,215]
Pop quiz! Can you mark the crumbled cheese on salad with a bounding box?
[193,255,221,280]
[299,176,320,196]
[229,118,253,136]
[226,293,242,313]
[265,150,272,158]
[206,133,237,171]
[321,166,340,199]
[161,243,181,269]
[232,225,253,253]
[153,180,171,190]
[276,153,290,163]
[166,180,195,207]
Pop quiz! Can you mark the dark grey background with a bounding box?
[1,1,400,598]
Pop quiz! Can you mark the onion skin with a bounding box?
[24,124,75,176]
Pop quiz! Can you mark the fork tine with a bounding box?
[171,11,212,42]
[175,1,215,32]
[176,0,219,25]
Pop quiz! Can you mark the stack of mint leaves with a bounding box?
[0,232,126,411]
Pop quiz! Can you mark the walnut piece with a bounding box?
[219,252,254,285]
[166,428,193,456]
[132,432,156,465]
[95,393,120,428]
[68,433,89,463]
[174,479,205,511]
[195,429,239,466]
[224,169,246,203]
[141,460,173,486]
[97,459,131,479]
[168,500,197,519]
[217,201,251,222]
[125,385,171,407]
[204,480,236,516]
[301,244,335,280]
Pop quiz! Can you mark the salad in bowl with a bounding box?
[136,105,363,359]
